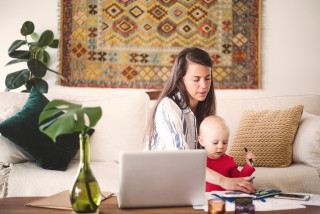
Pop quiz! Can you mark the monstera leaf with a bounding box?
[39,100,102,142]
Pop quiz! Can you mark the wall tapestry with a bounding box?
[59,0,261,89]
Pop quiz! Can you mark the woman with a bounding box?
[146,47,255,193]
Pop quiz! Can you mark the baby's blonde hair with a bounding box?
[199,115,229,136]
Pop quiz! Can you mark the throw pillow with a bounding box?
[0,106,33,164]
[0,87,93,171]
[228,105,304,167]
[293,111,320,168]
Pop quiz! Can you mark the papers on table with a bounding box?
[214,189,281,199]
[26,190,113,210]
[193,192,320,212]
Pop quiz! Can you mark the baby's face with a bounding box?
[199,122,229,159]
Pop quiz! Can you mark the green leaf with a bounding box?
[42,51,50,65]
[29,44,42,60]
[43,100,82,112]
[31,32,40,41]
[83,107,102,128]
[49,39,59,48]
[20,21,35,36]
[5,69,30,90]
[28,42,39,46]
[36,49,45,64]
[38,30,54,47]
[27,58,47,78]
[9,50,31,59]
[25,78,48,93]
[5,58,28,66]
[41,112,76,141]
[39,100,102,142]
[40,108,64,122]
[8,40,26,54]
[39,100,82,141]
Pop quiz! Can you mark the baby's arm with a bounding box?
[230,164,255,178]
[229,152,256,178]
[245,151,255,168]
[229,157,255,178]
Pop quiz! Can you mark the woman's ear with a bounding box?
[198,135,205,147]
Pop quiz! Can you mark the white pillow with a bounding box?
[90,93,149,162]
[47,91,150,162]
[0,106,33,164]
[293,111,320,168]
[0,106,21,122]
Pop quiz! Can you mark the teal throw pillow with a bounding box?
[0,87,94,171]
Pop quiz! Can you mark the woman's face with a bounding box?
[182,62,212,111]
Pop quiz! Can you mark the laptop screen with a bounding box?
[117,150,207,208]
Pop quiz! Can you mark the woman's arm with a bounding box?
[206,167,256,193]
[152,98,188,150]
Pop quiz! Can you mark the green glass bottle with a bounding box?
[70,134,101,213]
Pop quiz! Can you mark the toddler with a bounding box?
[198,115,255,192]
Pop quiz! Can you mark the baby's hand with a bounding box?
[245,151,255,167]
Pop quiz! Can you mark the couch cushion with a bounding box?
[89,93,149,162]
[216,94,320,145]
[228,105,303,167]
[293,111,320,168]
[0,106,33,164]
[7,160,119,197]
[0,88,89,170]
[251,164,320,194]
[46,89,150,162]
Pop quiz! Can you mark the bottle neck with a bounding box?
[79,134,90,170]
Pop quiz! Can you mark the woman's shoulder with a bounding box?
[158,96,181,112]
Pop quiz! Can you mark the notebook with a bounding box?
[212,189,282,200]
[117,150,207,208]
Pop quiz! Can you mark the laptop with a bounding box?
[117,150,207,208]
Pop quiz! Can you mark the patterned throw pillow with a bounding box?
[228,105,303,167]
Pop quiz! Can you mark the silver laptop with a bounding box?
[117,150,207,208]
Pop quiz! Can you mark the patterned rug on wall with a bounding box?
[59,0,261,89]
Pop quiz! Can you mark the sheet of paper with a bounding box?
[301,194,320,206]
[194,192,320,212]
[255,198,305,211]
[27,190,113,210]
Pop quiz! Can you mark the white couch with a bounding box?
[216,95,320,194]
[0,88,319,198]
[0,88,149,198]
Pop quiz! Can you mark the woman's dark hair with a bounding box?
[146,47,216,149]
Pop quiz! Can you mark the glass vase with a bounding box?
[70,134,101,213]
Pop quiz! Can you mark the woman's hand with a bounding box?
[206,167,256,193]
[220,176,256,193]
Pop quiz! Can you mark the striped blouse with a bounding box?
[148,97,198,150]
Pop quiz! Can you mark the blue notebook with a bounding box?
[211,189,281,202]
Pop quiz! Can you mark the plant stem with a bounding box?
[25,35,29,47]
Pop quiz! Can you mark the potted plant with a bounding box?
[5,21,62,93]
[39,99,102,213]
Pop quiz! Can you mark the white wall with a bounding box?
[0,0,319,98]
